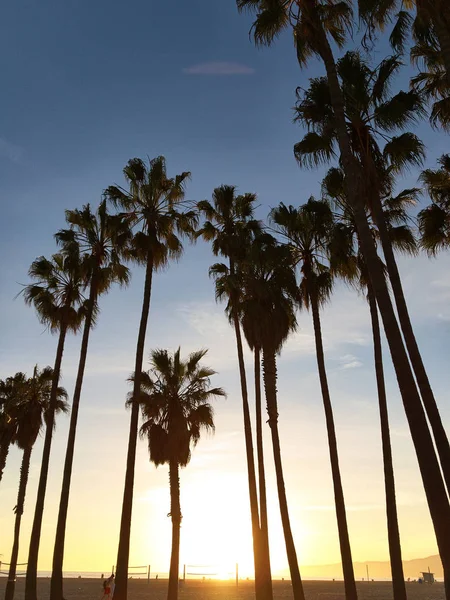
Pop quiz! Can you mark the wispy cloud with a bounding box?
[0,137,22,163]
[183,61,255,75]
[338,354,363,370]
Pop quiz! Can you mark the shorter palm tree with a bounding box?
[419,154,450,253]
[134,348,225,600]
[4,367,68,600]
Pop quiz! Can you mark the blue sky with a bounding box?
[1,0,450,578]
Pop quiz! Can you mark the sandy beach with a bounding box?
[0,579,445,600]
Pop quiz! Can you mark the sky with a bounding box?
[1,0,450,581]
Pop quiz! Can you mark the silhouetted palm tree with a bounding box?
[105,156,195,600]
[419,154,450,252]
[197,186,272,600]
[0,373,27,484]
[271,198,357,600]
[235,235,306,600]
[324,166,417,600]
[134,348,224,600]
[233,237,274,596]
[50,201,131,600]
[5,367,68,600]
[294,50,450,501]
[23,252,84,600]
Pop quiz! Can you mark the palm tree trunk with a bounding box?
[262,348,305,600]
[310,12,450,595]
[167,460,181,600]
[367,283,407,600]
[5,447,32,600]
[231,306,267,599]
[25,323,68,600]
[254,347,273,598]
[114,253,153,600]
[370,196,450,495]
[310,296,357,600]
[0,443,10,483]
[228,258,269,600]
[50,277,98,600]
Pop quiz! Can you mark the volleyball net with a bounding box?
[127,565,151,580]
[0,562,27,578]
[182,563,239,582]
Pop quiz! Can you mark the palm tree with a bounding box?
[104,156,195,600]
[134,348,224,600]
[22,252,84,600]
[50,201,131,600]
[294,50,450,501]
[419,154,450,252]
[197,186,272,600]
[0,373,27,484]
[234,14,450,576]
[411,39,450,131]
[359,0,450,88]
[271,198,357,600]
[323,166,415,600]
[235,238,273,598]
[235,236,306,600]
[5,367,69,600]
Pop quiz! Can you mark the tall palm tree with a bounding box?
[5,367,68,600]
[0,373,27,484]
[197,186,272,600]
[419,154,450,252]
[50,201,131,600]
[234,236,306,600]
[104,156,195,600]
[294,50,450,501]
[323,166,416,600]
[271,198,358,600]
[234,14,450,574]
[23,252,84,600]
[134,348,224,600]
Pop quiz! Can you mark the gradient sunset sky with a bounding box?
[1,0,450,578]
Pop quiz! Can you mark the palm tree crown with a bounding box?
[136,348,225,467]
[419,154,450,254]
[22,252,85,334]
[294,50,425,184]
[105,156,196,268]
[55,199,131,296]
[270,198,334,309]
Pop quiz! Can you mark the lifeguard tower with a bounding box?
[420,571,435,584]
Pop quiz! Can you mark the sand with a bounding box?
[0,578,445,600]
